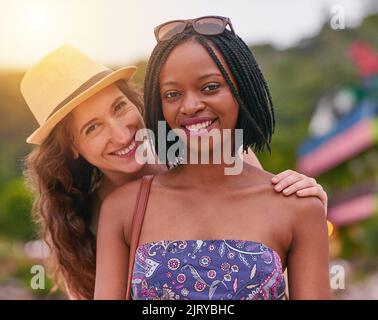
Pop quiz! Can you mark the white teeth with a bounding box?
[185,120,212,132]
[113,140,136,156]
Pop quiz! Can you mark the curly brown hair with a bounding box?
[24,80,143,299]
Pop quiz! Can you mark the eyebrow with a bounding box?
[79,95,125,134]
[198,73,223,81]
[160,73,223,88]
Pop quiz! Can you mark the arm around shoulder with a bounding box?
[287,197,330,299]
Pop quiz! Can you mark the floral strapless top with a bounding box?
[131,239,286,300]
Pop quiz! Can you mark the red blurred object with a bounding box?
[348,41,378,77]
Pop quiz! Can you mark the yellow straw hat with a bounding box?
[21,44,137,145]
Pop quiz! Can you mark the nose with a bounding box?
[180,92,205,115]
[109,120,133,144]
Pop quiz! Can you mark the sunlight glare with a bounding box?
[26,5,49,32]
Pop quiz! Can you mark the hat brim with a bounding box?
[26,66,137,145]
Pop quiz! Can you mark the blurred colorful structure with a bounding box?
[297,41,378,257]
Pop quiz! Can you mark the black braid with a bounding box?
[214,35,271,132]
[196,35,270,153]
[212,32,275,145]
[235,35,276,132]
[144,28,275,161]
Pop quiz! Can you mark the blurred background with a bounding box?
[0,0,377,299]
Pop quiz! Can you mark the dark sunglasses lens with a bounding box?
[194,17,225,35]
[157,22,186,41]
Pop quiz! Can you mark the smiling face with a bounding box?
[70,83,145,175]
[159,39,239,157]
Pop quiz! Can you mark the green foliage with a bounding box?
[337,211,378,269]
[0,238,63,299]
[362,211,378,257]
[0,72,35,183]
[0,178,37,241]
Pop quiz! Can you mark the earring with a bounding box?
[72,150,79,159]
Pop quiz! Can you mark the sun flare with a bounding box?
[26,5,49,32]
[0,0,69,68]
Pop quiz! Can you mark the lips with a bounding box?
[109,135,138,157]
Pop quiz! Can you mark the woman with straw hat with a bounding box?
[22,44,327,299]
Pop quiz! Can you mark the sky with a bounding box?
[0,0,376,69]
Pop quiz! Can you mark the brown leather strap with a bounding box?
[125,175,154,300]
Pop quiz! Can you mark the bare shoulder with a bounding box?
[248,165,326,223]
[102,178,143,210]
[99,177,144,245]
[243,164,275,186]
[279,186,327,240]
[287,191,326,224]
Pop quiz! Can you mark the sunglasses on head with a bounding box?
[154,15,235,42]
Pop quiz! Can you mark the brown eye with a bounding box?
[203,83,220,92]
[114,101,127,112]
[164,91,180,100]
[85,123,99,135]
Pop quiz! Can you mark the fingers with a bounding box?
[271,169,295,184]
[297,185,327,205]
[296,186,321,197]
[273,171,304,192]
[279,180,315,196]
[296,186,328,216]
[273,170,328,217]
[296,185,328,206]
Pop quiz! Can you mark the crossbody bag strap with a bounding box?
[125,175,154,300]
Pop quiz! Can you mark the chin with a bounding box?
[116,161,145,174]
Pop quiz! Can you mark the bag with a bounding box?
[125,175,154,300]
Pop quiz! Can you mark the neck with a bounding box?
[177,159,245,189]
[176,141,245,188]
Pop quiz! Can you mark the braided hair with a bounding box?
[144,27,275,162]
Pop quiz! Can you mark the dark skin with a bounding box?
[94,39,330,300]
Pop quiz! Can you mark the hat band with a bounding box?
[46,70,113,120]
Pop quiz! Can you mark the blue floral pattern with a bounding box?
[131,239,286,300]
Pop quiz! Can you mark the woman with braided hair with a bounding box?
[95,16,330,300]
